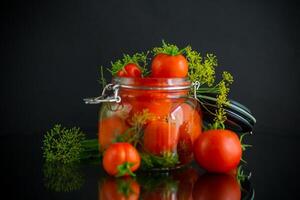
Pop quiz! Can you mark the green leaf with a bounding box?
[108,52,149,76]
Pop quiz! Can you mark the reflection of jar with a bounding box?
[85,77,202,169]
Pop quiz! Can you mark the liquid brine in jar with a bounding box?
[97,77,202,170]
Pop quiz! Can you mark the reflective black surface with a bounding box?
[2,130,299,199]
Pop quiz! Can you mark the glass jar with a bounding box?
[85,77,202,170]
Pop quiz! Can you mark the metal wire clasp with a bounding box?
[192,81,201,99]
[83,83,121,104]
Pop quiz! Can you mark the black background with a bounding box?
[1,0,300,199]
[1,0,299,135]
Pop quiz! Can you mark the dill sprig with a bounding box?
[108,52,149,76]
[211,71,234,129]
[184,45,234,129]
[185,46,217,87]
[98,65,107,90]
[152,40,186,56]
[116,109,155,147]
[140,152,179,169]
[42,124,99,164]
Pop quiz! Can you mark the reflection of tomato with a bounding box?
[192,173,241,200]
[151,53,188,78]
[143,120,179,155]
[99,116,128,151]
[116,63,142,77]
[193,130,242,173]
[102,143,141,176]
[99,177,140,200]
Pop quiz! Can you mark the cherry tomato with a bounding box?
[99,177,140,200]
[103,143,141,176]
[192,173,241,200]
[143,120,179,155]
[193,129,242,173]
[151,53,188,78]
[99,116,129,151]
[116,63,142,77]
[116,70,127,77]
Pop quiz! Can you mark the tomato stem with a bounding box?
[116,162,136,177]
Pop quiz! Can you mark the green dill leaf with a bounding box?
[186,46,217,86]
[42,124,99,164]
[109,52,149,76]
[152,40,186,56]
[140,152,179,169]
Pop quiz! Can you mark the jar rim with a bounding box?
[112,77,191,90]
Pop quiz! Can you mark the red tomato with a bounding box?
[172,103,202,164]
[192,173,241,200]
[173,103,202,143]
[177,123,194,165]
[128,98,172,120]
[143,120,179,155]
[103,143,141,176]
[99,177,140,200]
[116,63,142,77]
[99,116,129,151]
[193,129,242,173]
[151,53,188,78]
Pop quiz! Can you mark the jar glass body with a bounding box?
[98,77,202,170]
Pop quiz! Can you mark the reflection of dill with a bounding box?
[43,162,84,192]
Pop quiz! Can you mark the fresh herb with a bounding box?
[210,71,234,129]
[98,65,107,89]
[185,45,234,129]
[116,109,155,147]
[140,152,179,169]
[240,132,252,151]
[152,40,186,56]
[239,132,252,164]
[186,46,217,87]
[236,165,251,189]
[108,52,149,76]
[42,124,99,164]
